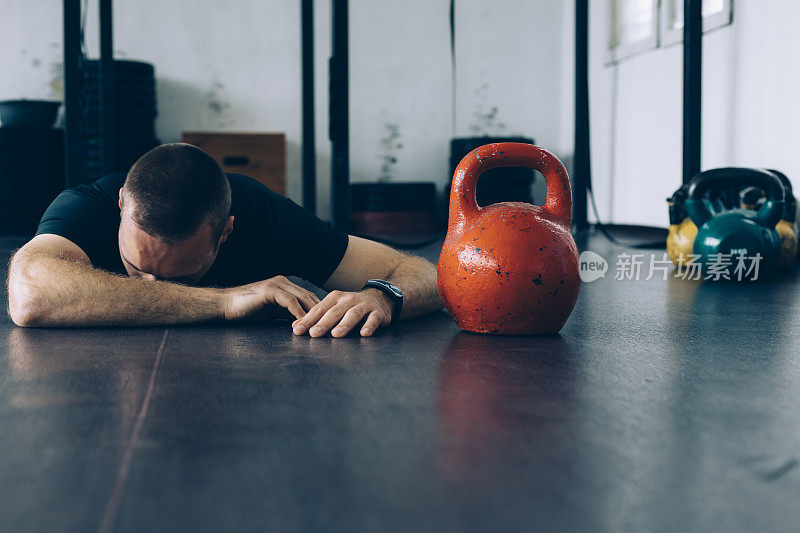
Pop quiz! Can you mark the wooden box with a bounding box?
[181,132,286,195]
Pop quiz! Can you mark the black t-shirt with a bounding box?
[36,172,349,288]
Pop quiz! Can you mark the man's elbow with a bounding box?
[7,253,48,327]
[9,298,41,327]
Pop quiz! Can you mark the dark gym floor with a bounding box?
[1,230,799,532]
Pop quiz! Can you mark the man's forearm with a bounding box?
[384,255,443,320]
[8,252,222,327]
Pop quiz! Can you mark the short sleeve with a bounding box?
[37,189,100,244]
[35,175,124,271]
[270,195,349,287]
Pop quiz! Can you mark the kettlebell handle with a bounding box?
[449,143,572,231]
[766,168,798,223]
[685,167,785,228]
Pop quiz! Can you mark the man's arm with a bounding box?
[291,236,443,338]
[8,234,320,327]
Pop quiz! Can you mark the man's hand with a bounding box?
[291,288,393,338]
[221,276,321,321]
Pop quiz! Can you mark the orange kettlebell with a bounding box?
[437,143,581,335]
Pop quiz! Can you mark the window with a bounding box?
[607,0,734,63]
[660,0,733,46]
[608,0,659,63]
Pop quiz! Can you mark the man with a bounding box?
[7,143,442,337]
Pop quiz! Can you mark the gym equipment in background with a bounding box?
[182,132,286,195]
[0,126,64,234]
[438,143,580,335]
[668,168,799,273]
[0,100,61,128]
[81,59,159,182]
[757,170,799,269]
[350,182,438,237]
[667,178,748,265]
[687,169,784,277]
[666,183,698,266]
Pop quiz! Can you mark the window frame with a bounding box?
[660,0,733,47]
[606,0,660,64]
[607,0,734,64]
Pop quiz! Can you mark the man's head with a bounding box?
[118,143,234,283]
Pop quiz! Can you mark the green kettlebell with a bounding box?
[685,168,785,278]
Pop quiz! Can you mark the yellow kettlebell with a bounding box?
[667,183,697,267]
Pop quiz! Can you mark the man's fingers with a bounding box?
[292,298,335,335]
[273,292,306,320]
[224,277,324,323]
[298,290,321,311]
[286,288,318,312]
[291,290,391,337]
[330,305,370,338]
[276,278,320,311]
[306,303,350,337]
[360,311,384,337]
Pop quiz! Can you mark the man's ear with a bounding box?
[118,188,124,210]
[219,216,235,244]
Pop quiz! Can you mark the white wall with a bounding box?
[3,0,568,221]
[6,1,800,227]
[2,0,65,102]
[454,0,566,149]
[589,0,800,227]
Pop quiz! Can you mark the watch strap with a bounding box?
[361,279,403,321]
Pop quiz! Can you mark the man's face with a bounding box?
[117,189,233,284]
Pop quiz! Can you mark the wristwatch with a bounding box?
[362,279,404,321]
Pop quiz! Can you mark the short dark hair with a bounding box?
[123,143,231,243]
